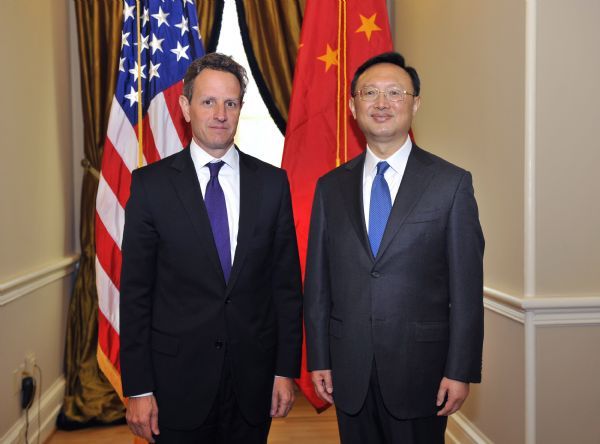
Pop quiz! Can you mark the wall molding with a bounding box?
[446,411,493,444]
[484,289,525,323]
[0,255,79,306]
[1,376,65,444]
[484,286,600,326]
[483,286,600,444]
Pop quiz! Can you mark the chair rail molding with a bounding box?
[0,255,79,306]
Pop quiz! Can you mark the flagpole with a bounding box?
[135,0,143,168]
[336,0,342,167]
[342,0,348,165]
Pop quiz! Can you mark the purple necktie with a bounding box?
[205,161,231,282]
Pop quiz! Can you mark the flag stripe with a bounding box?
[96,0,204,401]
[96,213,123,291]
[100,139,133,208]
[139,118,161,165]
[148,91,185,158]
[106,98,141,173]
[98,309,121,371]
[96,176,126,248]
[162,81,191,147]
[96,256,121,335]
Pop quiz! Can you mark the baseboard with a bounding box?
[446,411,493,444]
[0,376,65,444]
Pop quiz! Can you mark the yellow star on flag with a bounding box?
[356,13,382,41]
[317,44,338,72]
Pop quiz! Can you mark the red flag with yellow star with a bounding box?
[282,0,393,411]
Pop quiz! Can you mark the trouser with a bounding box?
[336,360,447,444]
[155,357,271,444]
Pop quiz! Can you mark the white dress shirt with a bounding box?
[190,140,240,263]
[362,136,413,230]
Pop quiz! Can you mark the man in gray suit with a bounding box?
[304,52,484,443]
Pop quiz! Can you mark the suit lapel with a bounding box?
[338,153,374,260]
[376,146,436,260]
[226,149,261,293]
[169,148,224,280]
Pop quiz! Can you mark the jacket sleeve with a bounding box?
[119,170,158,396]
[270,171,303,378]
[304,180,333,371]
[444,171,485,383]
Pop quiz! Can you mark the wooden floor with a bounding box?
[46,393,339,444]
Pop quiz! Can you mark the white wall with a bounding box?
[393,0,526,297]
[0,0,77,441]
[535,0,600,296]
[394,0,600,442]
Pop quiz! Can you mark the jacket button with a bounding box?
[371,271,381,278]
[225,297,231,304]
[214,341,224,349]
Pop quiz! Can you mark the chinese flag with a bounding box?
[282,0,393,411]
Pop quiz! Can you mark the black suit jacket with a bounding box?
[304,146,484,419]
[119,147,302,429]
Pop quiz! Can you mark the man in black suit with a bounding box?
[304,52,484,443]
[119,53,302,443]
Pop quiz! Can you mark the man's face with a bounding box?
[179,69,243,156]
[349,63,420,152]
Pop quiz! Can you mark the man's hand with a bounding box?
[126,395,160,442]
[436,377,470,416]
[311,369,334,404]
[271,377,296,417]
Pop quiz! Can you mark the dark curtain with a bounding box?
[236,0,304,134]
[60,0,124,426]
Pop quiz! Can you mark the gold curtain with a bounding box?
[62,0,223,425]
[236,0,304,133]
[61,0,124,425]
[197,0,224,52]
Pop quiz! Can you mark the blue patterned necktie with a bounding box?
[205,161,231,281]
[369,161,392,257]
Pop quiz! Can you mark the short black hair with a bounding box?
[350,51,420,97]
[182,53,248,101]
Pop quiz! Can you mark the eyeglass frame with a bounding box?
[352,86,417,102]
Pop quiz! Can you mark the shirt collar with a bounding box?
[190,139,239,173]
[364,135,413,176]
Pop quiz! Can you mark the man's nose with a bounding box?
[213,102,227,121]
[374,92,390,108]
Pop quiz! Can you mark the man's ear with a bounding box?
[412,95,421,116]
[179,95,191,122]
[349,97,357,119]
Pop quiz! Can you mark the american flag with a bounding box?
[95,0,204,398]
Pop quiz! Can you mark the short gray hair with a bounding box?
[182,53,248,101]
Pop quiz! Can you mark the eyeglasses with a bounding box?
[353,87,416,102]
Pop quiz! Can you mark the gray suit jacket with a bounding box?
[304,145,484,419]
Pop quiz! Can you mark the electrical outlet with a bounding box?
[13,363,25,395]
[25,352,35,374]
